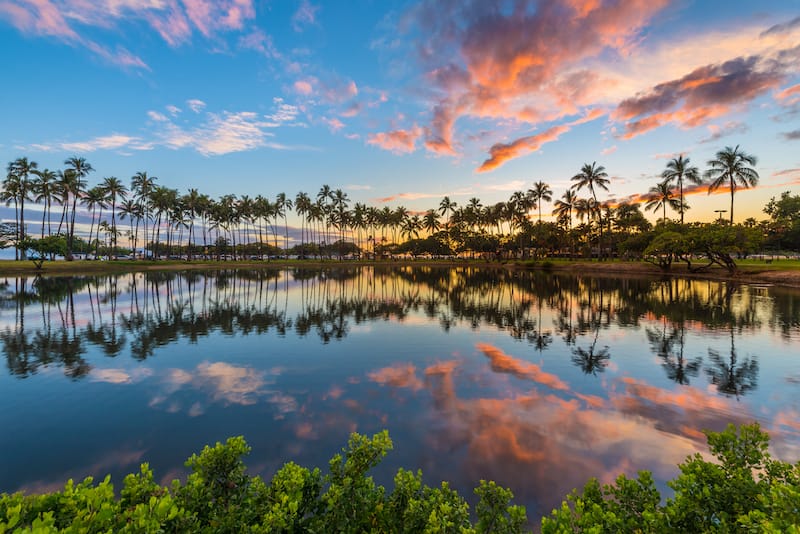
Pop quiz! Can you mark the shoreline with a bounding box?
[1,258,800,289]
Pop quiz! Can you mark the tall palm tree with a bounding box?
[571,162,610,259]
[438,196,457,228]
[32,168,57,239]
[528,180,553,224]
[84,186,107,257]
[276,192,293,254]
[101,176,127,257]
[661,155,700,224]
[131,171,156,256]
[64,156,94,260]
[705,145,759,224]
[0,171,20,259]
[644,181,681,223]
[6,157,37,259]
[295,191,312,257]
[182,188,202,260]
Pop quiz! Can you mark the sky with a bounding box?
[1,0,799,226]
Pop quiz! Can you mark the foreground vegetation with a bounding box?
[1,424,797,532]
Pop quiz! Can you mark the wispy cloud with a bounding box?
[291,0,319,32]
[699,121,749,144]
[25,99,312,156]
[0,0,257,68]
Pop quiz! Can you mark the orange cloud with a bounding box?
[367,363,424,391]
[476,342,569,391]
[406,0,668,162]
[477,125,570,173]
[367,126,423,154]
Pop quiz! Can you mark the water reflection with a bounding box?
[2,269,794,387]
[1,267,798,518]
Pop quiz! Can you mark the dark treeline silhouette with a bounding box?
[2,267,788,396]
[5,146,796,263]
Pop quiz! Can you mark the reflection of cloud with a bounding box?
[151,362,296,417]
[91,367,153,384]
[368,363,424,391]
[400,356,774,515]
[476,343,569,391]
[16,447,146,494]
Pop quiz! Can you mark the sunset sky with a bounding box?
[1,0,799,224]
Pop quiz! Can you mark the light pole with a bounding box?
[714,209,727,223]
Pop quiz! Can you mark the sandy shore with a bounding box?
[1,258,799,289]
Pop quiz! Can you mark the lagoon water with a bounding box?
[1,266,799,519]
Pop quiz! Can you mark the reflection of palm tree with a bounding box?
[571,338,610,375]
[706,328,758,398]
[645,322,701,385]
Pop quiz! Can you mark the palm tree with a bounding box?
[119,198,141,255]
[276,192,293,254]
[32,168,57,239]
[295,192,312,257]
[423,209,441,235]
[644,181,681,223]
[101,176,127,257]
[438,196,457,228]
[64,157,94,259]
[571,162,610,259]
[553,190,577,232]
[553,189,578,258]
[661,155,700,224]
[528,180,552,224]
[182,188,202,260]
[6,157,37,259]
[84,186,107,257]
[131,171,156,256]
[705,145,759,224]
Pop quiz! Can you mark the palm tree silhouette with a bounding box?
[571,162,610,259]
[661,155,701,224]
[705,145,759,224]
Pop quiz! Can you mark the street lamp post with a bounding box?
[714,209,727,223]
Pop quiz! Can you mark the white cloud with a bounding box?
[186,99,206,113]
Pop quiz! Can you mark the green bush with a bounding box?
[2,424,798,533]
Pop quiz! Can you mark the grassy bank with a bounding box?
[1,257,799,287]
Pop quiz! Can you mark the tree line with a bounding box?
[3,145,797,263]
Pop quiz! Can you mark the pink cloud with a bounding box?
[292,0,319,32]
[294,79,315,95]
[322,117,344,132]
[614,56,786,139]
[0,0,79,40]
[367,126,422,154]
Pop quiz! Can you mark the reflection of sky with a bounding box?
[0,268,798,521]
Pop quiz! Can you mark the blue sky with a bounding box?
[1,0,799,224]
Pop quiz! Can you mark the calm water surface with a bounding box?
[1,267,799,519]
